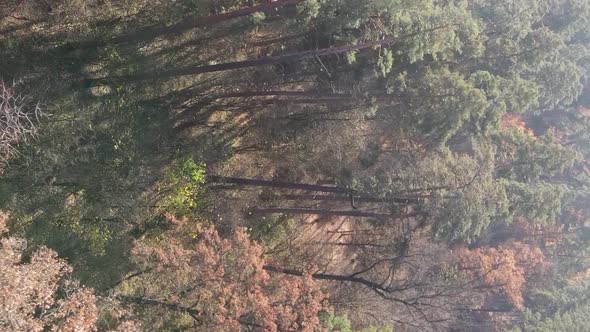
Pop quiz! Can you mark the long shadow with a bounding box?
[0,84,179,290]
[0,3,269,291]
[0,19,42,36]
[0,25,174,291]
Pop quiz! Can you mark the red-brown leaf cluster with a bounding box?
[0,216,98,331]
[129,224,327,331]
[502,113,535,137]
[457,242,546,309]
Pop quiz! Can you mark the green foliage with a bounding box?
[247,214,295,249]
[503,180,567,224]
[320,311,393,332]
[157,154,207,217]
[428,146,509,243]
[394,67,492,145]
[376,48,394,77]
[502,74,541,113]
[2,0,590,329]
[310,0,483,69]
[345,50,358,64]
[320,311,352,332]
[527,279,590,316]
[0,81,174,288]
[469,71,540,114]
[533,58,585,111]
[250,12,266,27]
[494,129,578,182]
[297,0,321,22]
[518,305,590,332]
[99,45,147,78]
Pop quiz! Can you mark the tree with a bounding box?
[264,233,497,329]
[0,80,42,164]
[517,278,590,332]
[518,304,590,332]
[391,67,492,145]
[209,175,356,194]
[86,26,449,84]
[0,214,98,332]
[532,56,585,111]
[456,244,546,310]
[503,180,567,225]
[492,127,575,221]
[371,143,509,243]
[250,207,408,220]
[118,222,327,331]
[310,0,483,70]
[208,174,420,221]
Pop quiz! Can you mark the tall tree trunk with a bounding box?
[250,207,418,219]
[86,26,448,85]
[209,175,354,193]
[208,90,402,103]
[262,265,391,293]
[265,193,420,205]
[209,176,424,204]
[213,90,354,99]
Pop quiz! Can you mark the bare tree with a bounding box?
[0,80,42,163]
[264,233,489,330]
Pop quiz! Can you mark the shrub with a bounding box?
[157,154,207,218]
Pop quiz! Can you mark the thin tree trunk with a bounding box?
[208,175,353,193]
[266,193,420,204]
[86,26,448,85]
[209,90,402,103]
[209,176,424,204]
[251,207,390,218]
[312,241,391,248]
[262,265,391,293]
[213,90,353,99]
[456,307,513,313]
[251,207,418,219]
[248,97,357,105]
[109,269,152,289]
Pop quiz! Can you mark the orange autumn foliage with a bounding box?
[502,113,535,137]
[0,215,98,332]
[129,224,328,331]
[456,244,544,310]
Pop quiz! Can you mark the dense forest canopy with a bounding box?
[0,0,590,330]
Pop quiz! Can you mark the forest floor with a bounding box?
[0,0,381,290]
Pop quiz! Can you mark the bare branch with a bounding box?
[0,80,44,164]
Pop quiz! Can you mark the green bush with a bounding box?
[319,311,352,332]
[250,12,266,27]
[319,311,394,332]
[247,214,295,248]
[157,154,207,217]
